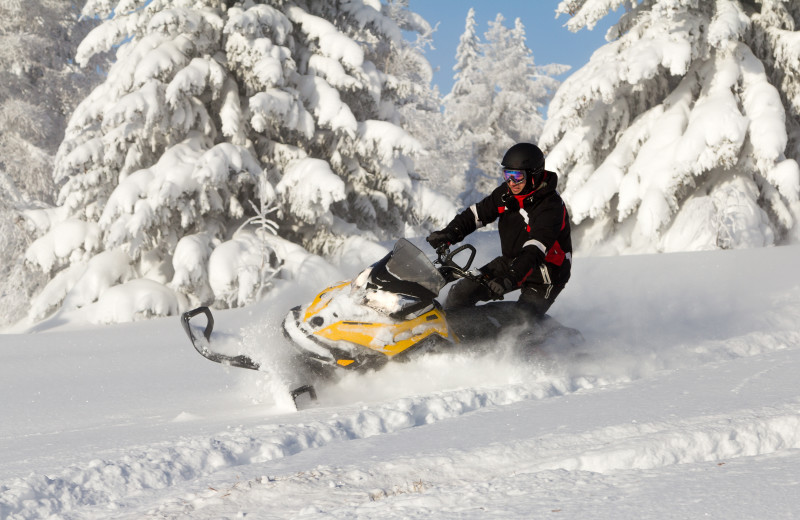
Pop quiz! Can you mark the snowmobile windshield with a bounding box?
[385,239,447,295]
[368,239,446,300]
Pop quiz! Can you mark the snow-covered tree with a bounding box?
[442,8,492,203]
[444,8,490,137]
[22,0,453,324]
[543,0,800,254]
[385,1,467,213]
[398,87,469,216]
[479,15,567,186]
[445,11,567,203]
[0,0,99,202]
[0,0,100,327]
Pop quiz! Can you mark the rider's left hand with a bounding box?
[426,229,454,249]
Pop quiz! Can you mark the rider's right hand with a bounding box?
[487,277,513,300]
[426,229,454,249]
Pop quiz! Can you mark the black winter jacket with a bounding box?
[445,170,572,287]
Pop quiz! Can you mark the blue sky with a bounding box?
[406,1,618,95]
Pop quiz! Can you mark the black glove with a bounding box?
[426,229,456,249]
[487,277,514,300]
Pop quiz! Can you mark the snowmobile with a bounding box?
[181,238,583,405]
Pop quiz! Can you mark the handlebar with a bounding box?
[437,243,475,270]
[434,243,480,282]
[433,243,505,300]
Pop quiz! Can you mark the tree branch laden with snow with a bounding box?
[22,0,448,325]
[544,0,800,254]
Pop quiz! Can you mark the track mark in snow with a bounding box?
[686,330,799,362]
[729,362,788,395]
[0,381,566,520]
[533,409,800,474]
[128,406,800,519]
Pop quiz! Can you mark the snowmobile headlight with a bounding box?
[362,290,420,315]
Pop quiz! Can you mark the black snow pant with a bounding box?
[444,255,565,318]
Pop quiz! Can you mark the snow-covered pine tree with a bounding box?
[0,0,100,327]
[385,0,467,216]
[444,8,487,134]
[543,0,800,253]
[443,8,492,203]
[23,0,451,324]
[480,15,568,189]
[445,11,567,204]
[0,0,99,202]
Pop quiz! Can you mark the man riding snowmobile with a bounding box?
[181,143,579,406]
[427,142,572,317]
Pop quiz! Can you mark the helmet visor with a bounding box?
[502,168,526,185]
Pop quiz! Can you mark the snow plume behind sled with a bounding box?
[310,325,576,407]
[230,316,540,410]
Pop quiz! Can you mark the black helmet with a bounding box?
[501,143,545,172]
[501,143,545,188]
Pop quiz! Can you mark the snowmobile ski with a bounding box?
[181,306,319,406]
[181,306,261,370]
[290,385,317,402]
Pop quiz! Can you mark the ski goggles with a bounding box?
[502,169,527,185]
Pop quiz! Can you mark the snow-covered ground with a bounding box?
[2,233,800,519]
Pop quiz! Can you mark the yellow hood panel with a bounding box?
[303,281,350,322]
[313,309,449,356]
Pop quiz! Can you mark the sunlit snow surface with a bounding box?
[2,233,800,519]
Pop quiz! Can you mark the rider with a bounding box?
[426,143,572,317]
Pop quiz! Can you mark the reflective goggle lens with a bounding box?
[503,169,526,184]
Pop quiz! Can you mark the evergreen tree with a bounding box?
[480,15,567,184]
[0,0,99,202]
[444,8,489,135]
[544,0,800,253]
[0,0,100,327]
[445,11,566,204]
[23,0,445,323]
[443,8,492,203]
[387,1,466,213]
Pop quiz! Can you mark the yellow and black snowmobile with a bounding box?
[181,239,582,404]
